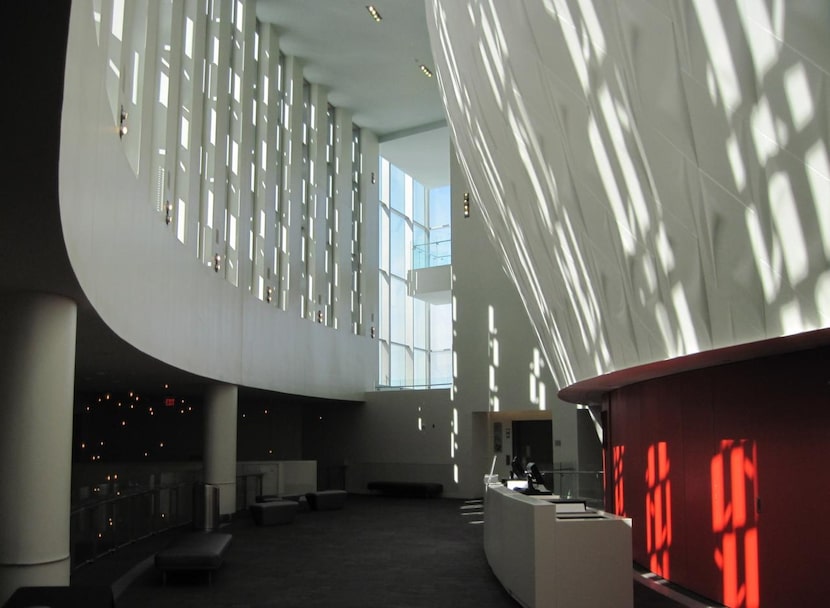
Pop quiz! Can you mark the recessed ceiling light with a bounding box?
[419,63,433,78]
[366,5,381,22]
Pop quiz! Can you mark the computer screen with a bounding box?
[526,462,547,489]
[511,457,525,479]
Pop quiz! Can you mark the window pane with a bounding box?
[380,157,390,206]
[379,206,389,272]
[390,211,406,277]
[430,350,452,386]
[429,185,451,227]
[379,274,389,341]
[429,226,451,266]
[414,348,427,387]
[379,340,390,386]
[404,173,413,218]
[413,298,426,349]
[391,276,407,343]
[430,303,452,351]
[413,225,427,269]
[390,165,405,212]
[413,181,425,225]
[391,343,406,387]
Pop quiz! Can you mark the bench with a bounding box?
[305,489,347,510]
[154,531,232,585]
[250,499,298,525]
[3,586,115,607]
[367,481,443,498]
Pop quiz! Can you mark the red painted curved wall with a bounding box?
[608,345,830,607]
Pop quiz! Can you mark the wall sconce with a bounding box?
[366,5,382,22]
[165,201,173,225]
[463,192,471,218]
[119,105,128,139]
[214,254,221,273]
[266,286,274,303]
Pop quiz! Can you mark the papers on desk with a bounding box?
[548,500,606,519]
[555,512,606,519]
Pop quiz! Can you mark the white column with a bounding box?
[0,293,77,605]
[203,383,238,517]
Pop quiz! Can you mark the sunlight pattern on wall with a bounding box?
[528,347,546,410]
[426,0,830,388]
[645,442,672,578]
[711,439,760,608]
[487,305,499,411]
[612,444,625,517]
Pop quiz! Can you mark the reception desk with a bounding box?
[484,484,632,608]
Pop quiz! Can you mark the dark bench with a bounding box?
[367,481,443,498]
[250,499,298,525]
[154,531,232,585]
[305,489,347,510]
[3,586,114,608]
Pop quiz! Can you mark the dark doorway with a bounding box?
[511,419,553,471]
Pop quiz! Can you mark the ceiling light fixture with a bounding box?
[419,63,433,78]
[366,5,381,22]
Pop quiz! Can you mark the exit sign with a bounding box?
[164,398,176,407]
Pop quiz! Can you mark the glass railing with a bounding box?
[412,238,451,269]
[546,469,605,509]
[70,480,194,570]
[375,382,452,390]
[70,468,267,571]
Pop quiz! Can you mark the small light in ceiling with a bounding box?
[463,192,471,218]
[419,63,433,78]
[366,5,382,22]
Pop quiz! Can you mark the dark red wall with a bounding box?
[608,345,830,607]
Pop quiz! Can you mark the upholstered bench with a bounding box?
[281,493,311,512]
[250,499,298,525]
[255,494,283,503]
[305,489,347,511]
[367,481,444,498]
[154,531,232,585]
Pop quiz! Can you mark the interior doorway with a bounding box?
[512,419,553,471]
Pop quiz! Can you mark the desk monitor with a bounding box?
[525,462,548,492]
[511,457,525,479]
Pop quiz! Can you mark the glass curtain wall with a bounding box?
[92,0,370,334]
[378,158,451,388]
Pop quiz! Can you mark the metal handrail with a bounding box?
[70,481,193,571]
[375,382,452,390]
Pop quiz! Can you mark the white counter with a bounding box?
[483,484,632,608]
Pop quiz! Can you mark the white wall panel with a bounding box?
[427,0,830,386]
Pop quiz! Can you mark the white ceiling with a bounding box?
[256,0,450,186]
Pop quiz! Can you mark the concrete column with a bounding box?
[0,293,77,605]
[203,383,238,516]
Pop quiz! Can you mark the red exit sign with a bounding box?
[164,397,176,407]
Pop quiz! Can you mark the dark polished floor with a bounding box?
[70,494,714,607]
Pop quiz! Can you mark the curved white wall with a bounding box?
[58,1,378,400]
[427,1,830,388]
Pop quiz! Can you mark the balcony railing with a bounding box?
[70,481,193,570]
[70,466,297,571]
[412,238,451,269]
